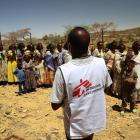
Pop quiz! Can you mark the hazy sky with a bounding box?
[0,0,140,37]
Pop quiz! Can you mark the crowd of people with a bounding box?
[92,40,140,113]
[0,42,71,94]
[0,38,140,113]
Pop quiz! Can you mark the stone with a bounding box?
[0,127,6,133]
[5,109,12,115]
[21,114,28,118]
[23,109,28,113]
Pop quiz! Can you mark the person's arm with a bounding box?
[51,68,65,111]
[92,49,98,57]
[63,51,72,63]
[51,102,63,110]
[13,69,18,75]
[115,54,122,73]
[104,60,113,89]
[125,72,138,85]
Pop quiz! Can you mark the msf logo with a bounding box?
[73,79,93,97]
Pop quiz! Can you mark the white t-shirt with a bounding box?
[51,56,112,139]
[133,52,140,89]
[57,49,72,66]
[92,48,104,58]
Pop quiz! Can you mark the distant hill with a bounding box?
[115,27,140,36]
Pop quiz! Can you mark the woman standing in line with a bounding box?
[23,53,37,93]
[7,44,17,84]
[0,44,7,85]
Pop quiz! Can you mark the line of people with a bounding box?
[92,40,140,113]
[0,42,72,95]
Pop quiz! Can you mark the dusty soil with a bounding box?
[0,85,140,140]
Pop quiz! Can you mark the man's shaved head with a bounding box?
[68,27,90,58]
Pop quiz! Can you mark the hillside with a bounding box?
[117,27,140,36]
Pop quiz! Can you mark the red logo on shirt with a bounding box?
[73,79,93,97]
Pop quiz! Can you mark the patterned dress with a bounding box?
[35,60,46,86]
[44,51,55,85]
[121,68,138,111]
[0,51,7,83]
[57,49,72,66]
[113,50,127,96]
[23,60,36,91]
[7,50,17,83]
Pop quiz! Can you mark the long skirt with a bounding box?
[113,71,122,97]
[7,61,17,83]
[0,60,7,83]
[121,82,139,110]
[45,67,54,85]
[40,67,46,84]
[24,69,37,91]
[35,67,46,86]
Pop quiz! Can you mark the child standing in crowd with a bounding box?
[23,55,36,93]
[14,62,26,95]
[44,44,55,87]
[63,42,72,63]
[0,45,7,85]
[105,41,116,95]
[56,43,72,67]
[34,53,46,87]
[7,44,17,84]
[57,44,65,66]
[92,41,105,58]
[36,43,44,56]
[132,41,140,102]
[105,41,116,73]
[121,59,138,113]
[113,43,127,97]
[17,43,25,64]
[25,44,35,58]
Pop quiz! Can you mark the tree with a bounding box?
[91,22,115,33]
[42,34,63,46]
[90,22,116,43]
[2,28,31,44]
[63,22,116,43]
[17,28,31,40]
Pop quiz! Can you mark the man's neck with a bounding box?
[72,53,89,59]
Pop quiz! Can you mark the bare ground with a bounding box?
[0,85,140,140]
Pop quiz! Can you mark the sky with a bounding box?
[0,0,140,37]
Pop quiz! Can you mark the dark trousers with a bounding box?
[18,81,25,92]
[121,91,136,111]
[67,134,94,140]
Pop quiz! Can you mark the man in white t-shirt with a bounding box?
[51,27,112,140]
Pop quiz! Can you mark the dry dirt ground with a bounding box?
[0,85,140,140]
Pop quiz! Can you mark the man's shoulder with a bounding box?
[93,56,105,64]
[59,56,105,68]
[59,61,72,69]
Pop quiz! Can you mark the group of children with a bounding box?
[0,42,71,95]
